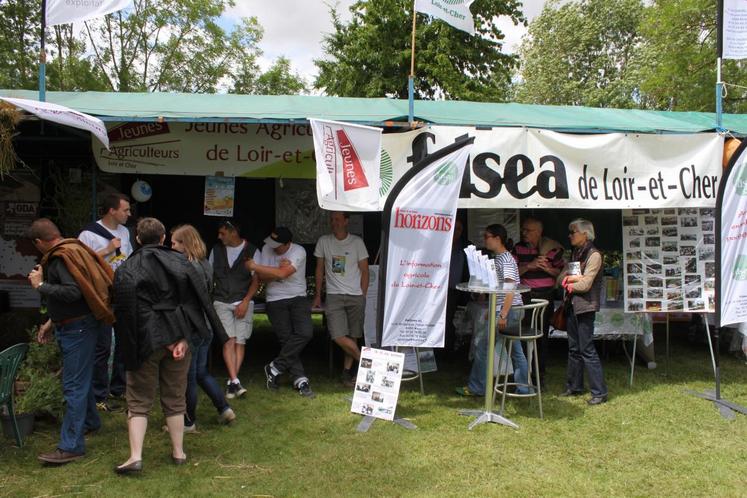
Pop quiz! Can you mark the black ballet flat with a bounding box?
[172,455,187,465]
[114,460,143,475]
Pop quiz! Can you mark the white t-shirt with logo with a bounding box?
[78,220,132,271]
[258,242,307,302]
[314,233,368,296]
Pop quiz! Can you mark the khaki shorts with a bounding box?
[126,348,191,418]
[214,300,254,345]
[325,294,366,340]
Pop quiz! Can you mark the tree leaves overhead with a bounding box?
[515,0,643,108]
[314,0,525,101]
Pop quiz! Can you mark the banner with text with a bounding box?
[719,142,747,326]
[723,0,747,60]
[309,119,382,211]
[2,97,110,149]
[381,140,473,347]
[91,123,722,209]
[415,0,475,35]
[46,0,132,26]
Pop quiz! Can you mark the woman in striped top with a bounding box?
[457,224,531,396]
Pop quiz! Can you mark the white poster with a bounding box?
[363,265,379,346]
[1,97,110,149]
[92,123,722,210]
[415,0,475,35]
[309,119,382,211]
[203,176,235,217]
[724,0,747,60]
[622,208,716,313]
[350,347,405,421]
[381,140,473,347]
[719,144,747,326]
[46,0,131,26]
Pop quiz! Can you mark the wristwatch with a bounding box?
[35,282,44,290]
[499,314,507,320]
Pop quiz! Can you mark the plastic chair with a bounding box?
[0,343,30,447]
[494,299,549,419]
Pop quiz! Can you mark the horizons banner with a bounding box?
[46,0,132,26]
[309,119,382,211]
[718,141,747,326]
[381,138,474,347]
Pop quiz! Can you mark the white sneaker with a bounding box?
[162,423,197,434]
[220,407,236,424]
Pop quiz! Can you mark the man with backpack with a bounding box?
[78,192,132,411]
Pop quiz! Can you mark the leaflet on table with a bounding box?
[479,253,490,284]
[464,245,477,282]
[487,259,498,288]
[350,347,405,421]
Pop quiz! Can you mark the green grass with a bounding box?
[1,325,746,497]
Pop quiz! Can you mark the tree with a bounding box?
[82,0,263,92]
[631,0,747,113]
[233,56,307,95]
[314,0,525,102]
[514,0,643,108]
[0,0,40,90]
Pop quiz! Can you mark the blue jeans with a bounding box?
[55,315,101,454]
[186,332,229,426]
[467,308,529,395]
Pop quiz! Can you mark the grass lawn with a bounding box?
[1,322,746,497]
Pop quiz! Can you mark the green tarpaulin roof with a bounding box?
[2,89,746,134]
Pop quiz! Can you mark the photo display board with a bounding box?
[622,208,715,313]
[350,348,405,421]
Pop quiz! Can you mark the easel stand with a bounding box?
[356,415,417,432]
[686,319,747,419]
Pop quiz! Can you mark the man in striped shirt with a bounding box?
[512,217,565,388]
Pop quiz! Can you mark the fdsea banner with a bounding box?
[718,142,747,326]
[92,123,722,209]
[381,139,473,347]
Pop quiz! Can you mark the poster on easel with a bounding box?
[622,208,715,312]
[350,347,404,421]
[204,176,235,217]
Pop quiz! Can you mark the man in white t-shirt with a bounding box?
[313,212,369,387]
[209,220,259,399]
[77,192,132,410]
[246,227,315,398]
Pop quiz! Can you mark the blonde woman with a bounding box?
[171,225,236,431]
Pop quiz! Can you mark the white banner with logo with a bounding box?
[91,123,722,209]
[724,0,747,60]
[415,0,475,35]
[2,97,110,149]
[381,140,473,347]
[46,0,132,26]
[309,119,382,211]
[719,144,747,326]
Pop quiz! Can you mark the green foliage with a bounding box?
[315,0,525,101]
[515,0,643,108]
[0,0,41,90]
[631,0,747,113]
[234,56,308,96]
[15,338,63,418]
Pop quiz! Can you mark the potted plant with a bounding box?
[1,336,63,440]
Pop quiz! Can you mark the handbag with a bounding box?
[550,301,567,331]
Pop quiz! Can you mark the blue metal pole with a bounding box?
[39,0,47,102]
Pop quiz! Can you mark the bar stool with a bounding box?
[493,298,549,419]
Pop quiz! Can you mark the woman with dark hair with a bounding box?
[456,224,531,396]
[171,224,236,431]
[560,218,608,405]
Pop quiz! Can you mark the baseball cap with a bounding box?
[263,227,292,248]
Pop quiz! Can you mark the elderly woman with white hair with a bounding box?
[560,218,608,405]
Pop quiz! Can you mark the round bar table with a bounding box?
[456,281,531,430]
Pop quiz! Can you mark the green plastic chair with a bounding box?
[0,343,30,447]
